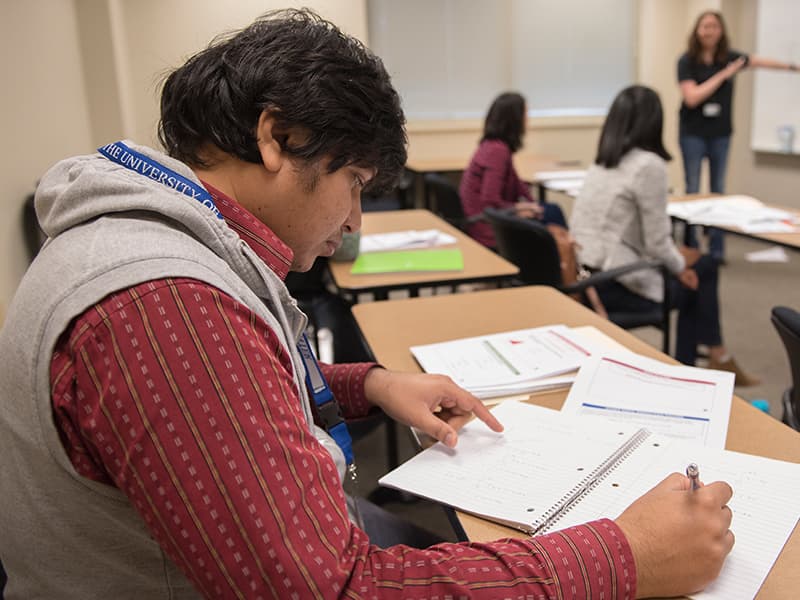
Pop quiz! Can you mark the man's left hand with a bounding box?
[363,368,503,447]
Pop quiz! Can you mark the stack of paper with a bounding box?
[745,246,790,263]
[667,195,798,233]
[533,169,587,182]
[542,178,584,198]
[410,325,594,399]
[359,229,457,253]
[532,170,586,198]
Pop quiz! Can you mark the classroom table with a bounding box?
[669,193,800,251]
[352,285,799,599]
[405,151,582,205]
[327,209,518,301]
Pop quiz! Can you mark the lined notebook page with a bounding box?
[380,400,800,599]
[550,435,800,600]
[379,401,643,531]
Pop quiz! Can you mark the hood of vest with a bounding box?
[36,141,245,260]
[34,141,306,340]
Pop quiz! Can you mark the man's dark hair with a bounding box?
[595,85,672,168]
[158,9,406,195]
[687,11,730,64]
[482,92,526,152]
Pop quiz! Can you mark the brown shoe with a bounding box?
[708,356,762,387]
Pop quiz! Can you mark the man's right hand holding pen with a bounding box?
[614,468,735,598]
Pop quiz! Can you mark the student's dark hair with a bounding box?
[482,92,526,152]
[158,8,406,195]
[687,11,729,64]
[595,85,672,168]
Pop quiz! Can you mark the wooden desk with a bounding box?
[670,193,800,251]
[328,210,518,301]
[352,285,799,599]
[405,152,581,205]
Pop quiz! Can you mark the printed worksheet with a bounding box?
[562,352,734,448]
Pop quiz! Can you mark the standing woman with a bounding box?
[459,92,567,250]
[677,10,798,260]
[572,85,758,385]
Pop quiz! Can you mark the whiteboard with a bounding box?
[751,0,800,154]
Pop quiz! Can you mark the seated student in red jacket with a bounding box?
[460,92,567,249]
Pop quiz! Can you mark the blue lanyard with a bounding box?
[97,141,223,219]
[99,142,353,464]
[296,334,354,465]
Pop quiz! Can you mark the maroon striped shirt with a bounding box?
[50,184,636,598]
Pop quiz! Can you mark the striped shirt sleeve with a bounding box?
[319,362,376,419]
[51,277,637,599]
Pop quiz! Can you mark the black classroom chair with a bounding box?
[422,173,482,232]
[483,206,672,354]
[771,306,800,431]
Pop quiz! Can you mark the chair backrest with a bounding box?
[311,292,372,363]
[423,173,467,230]
[361,169,415,212]
[771,305,800,431]
[285,257,329,297]
[485,206,671,354]
[285,257,372,363]
[483,207,563,286]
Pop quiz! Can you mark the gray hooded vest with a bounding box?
[0,142,346,598]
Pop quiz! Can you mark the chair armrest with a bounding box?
[561,259,664,294]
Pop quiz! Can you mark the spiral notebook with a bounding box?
[379,401,800,600]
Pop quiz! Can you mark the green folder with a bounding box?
[350,249,464,274]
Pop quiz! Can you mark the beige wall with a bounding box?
[406,115,602,169]
[636,0,690,189]
[0,0,366,310]
[3,1,798,311]
[405,1,689,186]
[0,0,94,312]
[723,0,800,207]
[109,0,368,147]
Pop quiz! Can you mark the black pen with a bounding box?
[686,463,700,491]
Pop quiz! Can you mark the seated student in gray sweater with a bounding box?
[571,85,758,386]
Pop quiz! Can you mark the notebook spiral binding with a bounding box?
[530,428,652,535]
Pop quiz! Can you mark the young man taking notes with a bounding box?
[0,9,733,599]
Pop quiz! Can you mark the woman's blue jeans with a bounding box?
[679,134,731,260]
